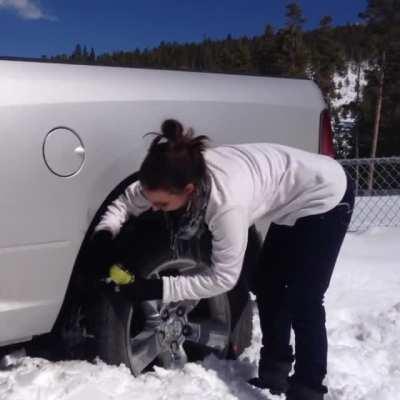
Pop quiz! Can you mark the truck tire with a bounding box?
[92,211,260,374]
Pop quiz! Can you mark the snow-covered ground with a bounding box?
[1,227,399,400]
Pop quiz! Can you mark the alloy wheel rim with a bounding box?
[126,258,231,376]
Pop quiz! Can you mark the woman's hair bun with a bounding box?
[161,119,184,143]
[140,118,210,190]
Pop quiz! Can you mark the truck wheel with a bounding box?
[95,257,232,375]
[92,213,259,374]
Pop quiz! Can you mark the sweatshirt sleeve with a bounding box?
[162,206,248,302]
[94,180,152,238]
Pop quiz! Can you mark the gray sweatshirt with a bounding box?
[95,143,347,303]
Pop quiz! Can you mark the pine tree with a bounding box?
[232,39,252,72]
[358,0,400,186]
[83,45,88,61]
[254,24,282,75]
[306,15,345,103]
[71,44,83,63]
[360,0,400,157]
[89,48,96,63]
[277,1,308,77]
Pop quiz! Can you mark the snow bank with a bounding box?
[1,228,399,400]
[325,227,400,400]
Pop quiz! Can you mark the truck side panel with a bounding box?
[0,61,325,345]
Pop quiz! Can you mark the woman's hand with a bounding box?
[103,264,163,301]
[108,264,135,285]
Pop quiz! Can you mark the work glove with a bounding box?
[107,263,135,285]
[104,264,163,302]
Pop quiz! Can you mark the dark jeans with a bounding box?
[254,172,355,392]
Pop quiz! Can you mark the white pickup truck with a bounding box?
[0,58,334,374]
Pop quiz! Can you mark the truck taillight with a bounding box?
[319,109,335,157]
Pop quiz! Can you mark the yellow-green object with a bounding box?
[109,264,135,285]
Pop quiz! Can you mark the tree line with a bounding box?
[43,0,400,159]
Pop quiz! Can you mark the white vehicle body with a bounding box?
[0,59,327,346]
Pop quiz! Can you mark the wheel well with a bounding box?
[52,172,143,337]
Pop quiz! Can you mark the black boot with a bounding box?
[248,359,292,395]
[286,378,327,400]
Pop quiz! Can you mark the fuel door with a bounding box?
[43,127,85,177]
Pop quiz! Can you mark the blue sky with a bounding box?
[0,0,368,58]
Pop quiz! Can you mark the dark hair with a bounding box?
[139,119,210,192]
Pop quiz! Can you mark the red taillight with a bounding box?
[319,109,335,157]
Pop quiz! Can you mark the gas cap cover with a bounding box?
[43,127,85,177]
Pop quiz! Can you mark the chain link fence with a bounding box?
[338,157,400,231]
